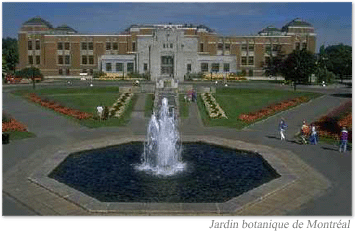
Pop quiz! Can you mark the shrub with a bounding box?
[15,67,43,81]
[102,106,110,120]
[185,72,204,81]
[93,70,106,78]
[317,69,336,84]
[127,72,142,79]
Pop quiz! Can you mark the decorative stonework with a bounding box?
[109,93,134,118]
[201,93,228,119]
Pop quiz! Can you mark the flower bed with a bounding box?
[28,93,92,120]
[2,118,28,132]
[238,96,309,123]
[109,93,134,118]
[201,93,228,119]
[314,101,352,141]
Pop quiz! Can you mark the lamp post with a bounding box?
[31,65,35,90]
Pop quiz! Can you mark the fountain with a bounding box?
[43,94,281,205]
[137,98,185,176]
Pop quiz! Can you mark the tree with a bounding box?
[2,37,19,73]
[324,44,352,82]
[15,67,43,89]
[264,52,286,77]
[316,45,335,84]
[2,55,9,79]
[280,49,316,90]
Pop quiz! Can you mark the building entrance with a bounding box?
[161,56,174,76]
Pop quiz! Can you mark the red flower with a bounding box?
[27,93,93,120]
[238,97,309,123]
[2,119,28,132]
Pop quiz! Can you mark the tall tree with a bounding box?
[2,37,19,72]
[280,49,316,90]
[264,51,286,77]
[324,43,352,82]
[316,45,334,84]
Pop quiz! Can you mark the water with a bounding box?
[137,98,185,176]
[49,142,281,203]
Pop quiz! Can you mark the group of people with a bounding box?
[278,118,348,152]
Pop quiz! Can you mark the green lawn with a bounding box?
[4,131,36,140]
[179,94,190,118]
[197,88,322,129]
[144,94,154,117]
[14,87,137,128]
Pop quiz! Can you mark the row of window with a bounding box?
[81,55,95,65]
[58,55,71,65]
[106,42,136,51]
[217,43,231,50]
[58,69,94,75]
[295,42,307,50]
[57,42,71,50]
[105,62,134,72]
[200,63,230,72]
[200,43,253,52]
[28,41,41,50]
[81,42,94,50]
[241,56,254,66]
[32,40,305,53]
[57,42,95,51]
[58,69,70,75]
[163,43,174,49]
[265,44,282,52]
[28,55,40,65]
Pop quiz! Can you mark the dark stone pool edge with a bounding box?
[28,135,331,215]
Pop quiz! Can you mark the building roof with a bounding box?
[23,16,53,28]
[258,26,282,35]
[282,18,313,31]
[124,23,214,32]
[55,24,78,34]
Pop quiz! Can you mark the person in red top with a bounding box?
[339,127,348,152]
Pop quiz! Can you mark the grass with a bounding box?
[13,86,121,96]
[179,94,190,118]
[13,87,138,128]
[197,88,322,129]
[4,131,36,140]
[144,94,154,117]
[79,95,138,128]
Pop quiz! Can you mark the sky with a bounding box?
[1,2,352,51]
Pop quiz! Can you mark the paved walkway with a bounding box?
[2,85,352,215]
[180,94,352,215]
[127,93,149,135]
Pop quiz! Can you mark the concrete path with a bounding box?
[2,85,352,215]
[185,93,352,215]
[127,93,149,135]
[180,102,205,135]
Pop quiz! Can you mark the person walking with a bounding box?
[300,120,310,144]
[309,124,318,145]
[97,104,103,121]
[279,118,288,141]
[339,127,348,152]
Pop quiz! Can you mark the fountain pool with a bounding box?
[48,141,280,203]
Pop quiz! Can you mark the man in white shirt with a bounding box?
[97,105,103,120]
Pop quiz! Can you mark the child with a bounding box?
[309,124,318,145]
[339,127,348,152]
[279,118,288,141]
[300,120,310,144]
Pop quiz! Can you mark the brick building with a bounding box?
[18,16,316,81]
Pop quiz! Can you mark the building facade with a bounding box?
[18,16,316,82]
